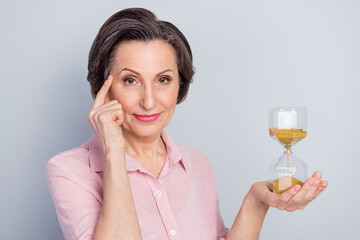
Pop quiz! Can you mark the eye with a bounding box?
[158,76,170,84]
[123,77,137,85]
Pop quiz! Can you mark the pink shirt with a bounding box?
[46,130,229,240]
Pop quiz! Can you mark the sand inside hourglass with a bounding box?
[269,128,307,193]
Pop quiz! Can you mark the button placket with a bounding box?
[143,173,181,239]
[170,230,176,236]
[156,190,162,197]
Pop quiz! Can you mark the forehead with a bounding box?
[112,40,178,73]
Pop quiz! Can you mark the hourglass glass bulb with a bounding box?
[268,107,308,194]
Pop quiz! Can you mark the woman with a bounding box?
[46,8,328,240]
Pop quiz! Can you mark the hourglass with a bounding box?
[268,107,308,194]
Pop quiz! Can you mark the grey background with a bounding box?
[1,0,359,239]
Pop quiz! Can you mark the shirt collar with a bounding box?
[89,129,187,173]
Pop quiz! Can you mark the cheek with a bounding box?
[161,86,179,105]
[167,82,180,100]
[110,87,137,108]
[164,86,179,111]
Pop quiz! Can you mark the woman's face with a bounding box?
[108,40,180,139]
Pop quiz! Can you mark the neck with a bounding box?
[122,128,166,160]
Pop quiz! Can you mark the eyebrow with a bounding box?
[118,67,174,76]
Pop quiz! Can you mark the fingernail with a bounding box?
[308,178,314,186]
[295,185,301,191]
[321,182,328,187]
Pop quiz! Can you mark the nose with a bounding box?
[139,84,156,110]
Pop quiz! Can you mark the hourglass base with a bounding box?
[269,176,304,194]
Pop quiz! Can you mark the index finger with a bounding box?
[92,75,113,109]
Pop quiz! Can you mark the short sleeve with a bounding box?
[46,158,102,240]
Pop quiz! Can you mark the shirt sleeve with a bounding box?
[46,159,101,240]
[216,198,230,240]
[46,155,159,240]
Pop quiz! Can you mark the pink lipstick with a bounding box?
[133,113,161,122]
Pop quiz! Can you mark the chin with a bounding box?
[129,125,164,138]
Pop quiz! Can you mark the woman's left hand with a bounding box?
[250,171,328,212]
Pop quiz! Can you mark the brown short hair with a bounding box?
[87,8,195,104]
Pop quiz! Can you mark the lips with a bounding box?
[133,113,161,122]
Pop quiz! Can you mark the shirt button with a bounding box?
[156,191,162,197]
[170,230,176,236]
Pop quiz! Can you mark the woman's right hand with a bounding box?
[87,75,127,155]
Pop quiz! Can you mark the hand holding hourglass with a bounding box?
[241,107,328,213]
